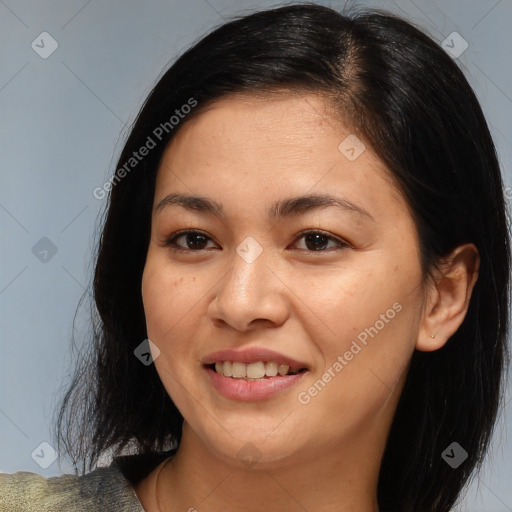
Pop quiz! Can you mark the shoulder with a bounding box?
[0,464,144,512]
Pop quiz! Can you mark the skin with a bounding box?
[135,93,479,511]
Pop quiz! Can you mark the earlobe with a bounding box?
[416,244,479,352]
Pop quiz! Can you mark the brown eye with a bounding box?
[293,230,349,252]
[165,231,217,251]
[184,232,208,250]
[304,232,329,251]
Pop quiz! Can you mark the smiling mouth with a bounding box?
[207,361,307,379]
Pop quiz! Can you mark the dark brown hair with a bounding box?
[57,4,511,511]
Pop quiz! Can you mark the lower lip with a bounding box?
[206,366,308,401]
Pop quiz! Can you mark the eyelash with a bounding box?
[163,229,350,253]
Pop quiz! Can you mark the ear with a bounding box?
[416,243,480,352]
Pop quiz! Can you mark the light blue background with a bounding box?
[1,1,511,510]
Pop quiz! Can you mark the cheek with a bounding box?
[141,254,199,344]
[306,254,420,342]
[141,257,203,405]
[297,305,419,438]
[302,250,423,399]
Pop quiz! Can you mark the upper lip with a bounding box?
[203,347,309,369]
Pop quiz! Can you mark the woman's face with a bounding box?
[142,93,426,468]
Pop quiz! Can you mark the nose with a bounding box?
[208,243,290,332]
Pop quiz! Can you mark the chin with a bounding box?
[190,420,307,470]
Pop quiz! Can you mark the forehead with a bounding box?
[169,92,342,153]
[154,92,406,217]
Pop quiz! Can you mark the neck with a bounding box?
[155,423,385,512]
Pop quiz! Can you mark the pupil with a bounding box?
[305,233,327,251]
[187,233,207,249]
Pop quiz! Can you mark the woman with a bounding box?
[1,3,509,511]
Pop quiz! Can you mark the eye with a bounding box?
[163,229,350,253]
[164,230,219,251]
[291,230,350,252]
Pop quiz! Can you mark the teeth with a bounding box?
[223,361,232,377]
[247,362,265,379]
[212,360,303,378]
[232,361,246,378]
[278,364,289,376]
[265,361,278,377]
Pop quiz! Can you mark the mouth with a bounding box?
[202,348,310,401]
[207,360,308,380]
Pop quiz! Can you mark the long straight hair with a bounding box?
[57,4,510,511]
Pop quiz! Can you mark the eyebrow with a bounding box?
[156,192,374,221]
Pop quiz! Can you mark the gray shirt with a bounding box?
[0,451,173,511]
